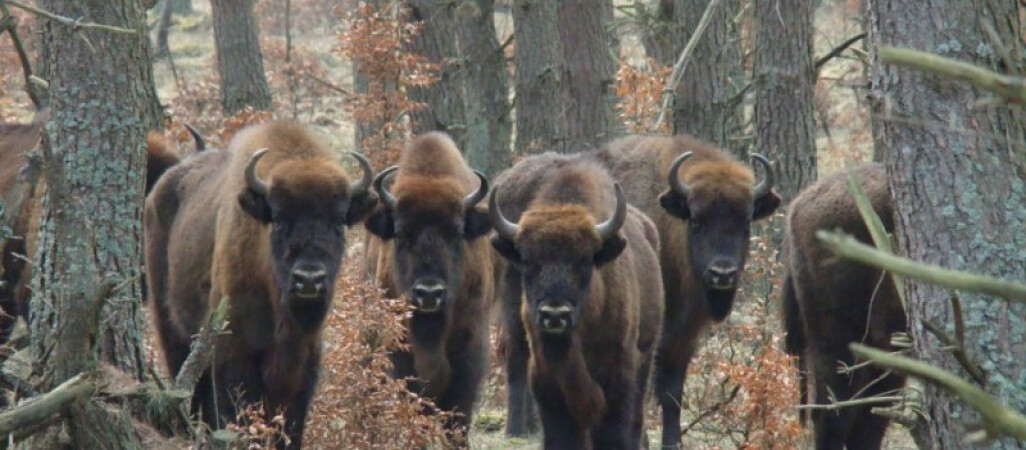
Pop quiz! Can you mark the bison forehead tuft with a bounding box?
[516,205,602,255]
[392,175,467,218]
[268,159,352,201]
[681,160,755,208]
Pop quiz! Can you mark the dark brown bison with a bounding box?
[490,157,664,449]
[144,120,377,448]
[781,163,907,450]
[0,112,185,345]
[361,132,493,441]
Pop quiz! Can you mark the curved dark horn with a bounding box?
[183,123,206,152]
[751,153,775,197]
[245,148,270,196]
[667,151,694,198]
[463,171,490,210]
[347,151,374,196]
[373,166,399,210]
[595,183,627,241]
[489,187,519,240]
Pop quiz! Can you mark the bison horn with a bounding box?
[463,171,490,210]
[347,151,374,197]
[667,151,694,198]
[595,183,627,241]
[245,148,270,196]
[183,123,206,152]
[489,187,519,241]
[373,165,399,210]
[751,153,775,198]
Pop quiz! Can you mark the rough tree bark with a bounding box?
[752,0,816,203]
[406,0,466,146]
[558,0,623,153]
[512,0,567,155]
[29,0,162,446]
[211,0,272,114]
[867,1,1026,448]
[455,0,512,175]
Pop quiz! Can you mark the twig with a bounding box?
[796,395,904,411]
[921,318,986,385]
[851,343,1026,442]
[0,4,42,107]
[845,169,906,308]
[680,384,740,436]
[303,73,352,96]
[815,230,1026,304]
[0,0,136,34]
[815,32,867,71]
[174,297,230,391]
[651,0,722,132]
[0,373,97,437]
[879,45,1026,104]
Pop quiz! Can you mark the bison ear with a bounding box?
[464,206,492,240]
[363,206,395,239]
[593,234,627,266]
[238,189,272,223]
[752,191,781,221]
[490,235,523,265]
[658,190,691,220]
[345,191,379,225]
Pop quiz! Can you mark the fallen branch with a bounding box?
[851,343,1026,442]
[879,45,1026,104]
[815,229,1026,304]
[0,373,97,438]
[0,0,136,34]
[651,0,722,132]
[174,297,230,392]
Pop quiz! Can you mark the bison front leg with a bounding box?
[591,372,637,450]
[278,351,320,449]
[436,330,488,446]
[532,378,587,450]
[501,267,538,437]
[654,337,695,449]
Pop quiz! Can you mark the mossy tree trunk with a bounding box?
[867,1,1026,448]
[455,0,512,175]
[752,0,816,204]
[29,0,161,446]
[512,0,567,155]
[558,0,623,153]
[211,0,272,114]
[406,0,467,146]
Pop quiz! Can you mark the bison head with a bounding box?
[237,149,377,329]
[490,184,627,337]
[364,167,492,315]
[658,152,780,321]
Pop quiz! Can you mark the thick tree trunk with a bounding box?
[867,1,1026,448]
[30,0,160,446]
[752,0,816,202]
[455,0,512,175]
[512,0,567,155]
[558,0,622,153]
[211,0,272,114]
[406,0,466,146]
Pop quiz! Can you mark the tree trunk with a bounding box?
[455,0,512,175]
[752,0,816,203]
[406,0,466,146]
[211,0,272,114]
[30,0,160,446]
[867,1,1026,448]
[557,0,623,153]
[512,0,567,155]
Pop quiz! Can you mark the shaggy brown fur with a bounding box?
[782,163,907,450]
[145,121,376,448]
[491,158,664,449]
[362,132,493,443]
[587,134,781,448]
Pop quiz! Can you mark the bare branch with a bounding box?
[879,45,1026,104]
[651,0,722,132]
[174,297,230,392]
[0,4,42,107]
[796,395,904,411]
[815,229,1026,304]
[921,318,986,385]
[0,373,97,438]
[0,0,136,34]
[814,32,867,71]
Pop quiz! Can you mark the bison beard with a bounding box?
[781,163,907,450]
[361,132,493,444]
[145,121,376,448]
[490,159,663,450]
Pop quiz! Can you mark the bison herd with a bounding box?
[0,116,910,449]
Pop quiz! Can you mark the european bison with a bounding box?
[781,163,907,450]
[589,134,781,448]
[144,121,377,448]
[491,156,664,449]
[361,132,493,441]
[0,113,185,345]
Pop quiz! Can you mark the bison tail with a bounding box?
[781,272,805,357]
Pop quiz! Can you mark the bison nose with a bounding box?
[412,280,447,313]
[706,260,740,290]
[291,264,328,299]
[537,301,575,334]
